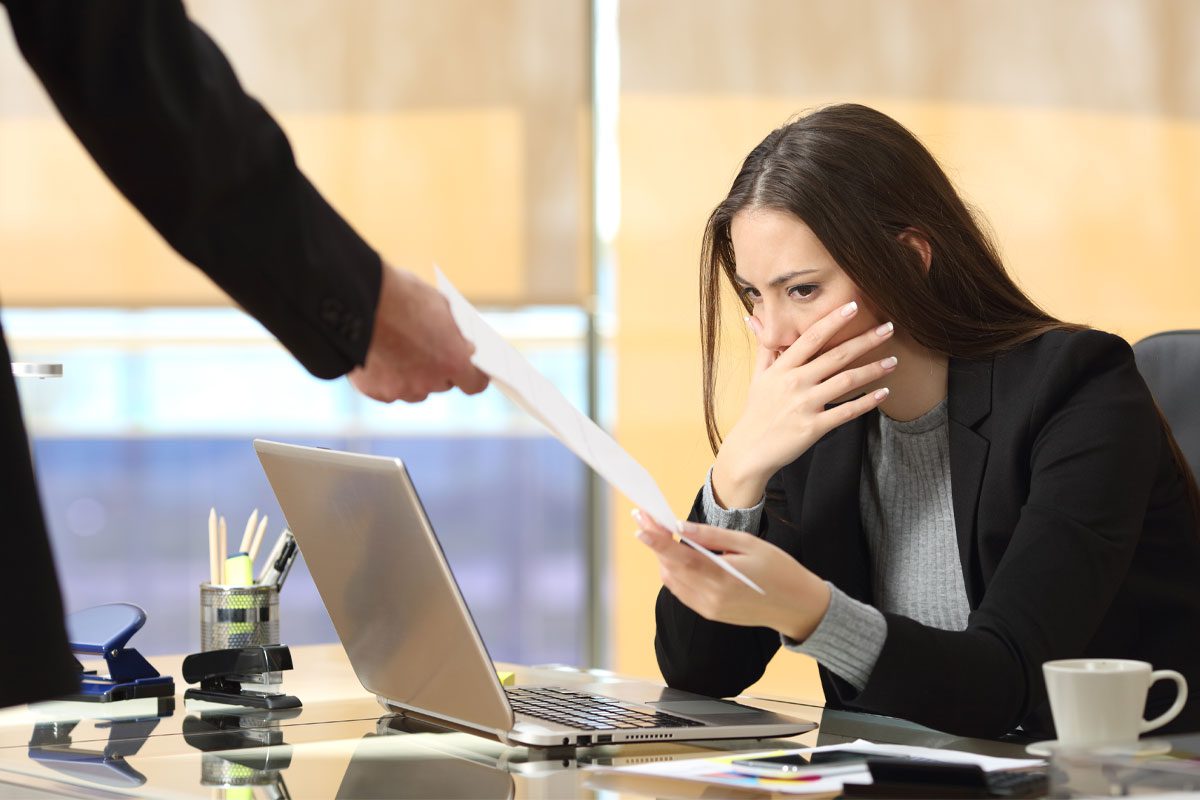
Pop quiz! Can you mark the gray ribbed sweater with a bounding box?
[701,399,969,690]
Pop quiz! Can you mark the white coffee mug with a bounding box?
[1043,659,1188,748]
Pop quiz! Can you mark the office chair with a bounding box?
[1132,330,1200,479]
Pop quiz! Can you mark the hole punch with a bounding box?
[64,603,174,703]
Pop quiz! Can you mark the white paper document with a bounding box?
[436,267,762,593]
[596,739,1045,795]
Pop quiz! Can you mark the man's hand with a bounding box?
[348,264,489,402]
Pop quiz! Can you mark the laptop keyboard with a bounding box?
[506,687,705,730]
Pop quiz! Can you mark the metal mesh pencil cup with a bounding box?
[199,583,279,651]
[200,752,284,787]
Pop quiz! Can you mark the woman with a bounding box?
[635,103,1200,740]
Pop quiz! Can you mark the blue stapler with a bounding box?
[65,603,174,702]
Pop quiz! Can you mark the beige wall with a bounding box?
[0,0,591,307]
[611,0,1200,702]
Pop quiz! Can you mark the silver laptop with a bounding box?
[254,439,816,748]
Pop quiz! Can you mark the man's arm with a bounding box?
[3,0,486,398]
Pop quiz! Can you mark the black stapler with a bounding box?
[183,645,301,709]
[64,603,174,703]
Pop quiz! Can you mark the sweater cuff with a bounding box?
[781,582,887,691]
[700,467,765,532]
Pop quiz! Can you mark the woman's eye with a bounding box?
[740,287,762,303]
[788,284,818,300]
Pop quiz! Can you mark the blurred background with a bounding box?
[2,0,1198,705]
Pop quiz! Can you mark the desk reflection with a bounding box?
[184,707,299,799]
[0,647,1051,798]
[27,705,172,789]
[336,725,516,799]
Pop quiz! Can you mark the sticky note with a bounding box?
[496,670,515,686]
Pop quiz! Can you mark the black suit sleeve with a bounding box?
[2,0,381,379]
[655,469,793,697]
[0,332,79,707]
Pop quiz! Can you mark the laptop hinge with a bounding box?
[376,696,510,744]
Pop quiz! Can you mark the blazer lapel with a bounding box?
[800,415,873,604]
[947,355,993,607]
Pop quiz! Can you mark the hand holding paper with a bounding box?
[436,267,763,594]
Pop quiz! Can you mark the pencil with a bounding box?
[248,514,269,563]
[218,515,228,585]
[239,508,259,554]
[208,507,219,584]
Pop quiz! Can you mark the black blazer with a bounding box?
[656,329,1200,739]
[1,0,381,707]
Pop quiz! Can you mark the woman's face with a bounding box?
[729,207,884,361]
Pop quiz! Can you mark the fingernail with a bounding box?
[874,387,890,401]
[743,316,751,326]
[875,321,894,336]
[630,509,644,524]
[635,531,650,544]
[840,301,858,317]
[880,356,898,369]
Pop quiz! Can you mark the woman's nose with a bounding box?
[757,310,799,354]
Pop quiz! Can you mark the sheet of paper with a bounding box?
[596,739,1045,795]
[436,267,763,594]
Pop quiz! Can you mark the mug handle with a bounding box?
[1141,669,1188,734]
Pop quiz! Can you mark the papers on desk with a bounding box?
[436,267,763,593]
[595,739,1044,795]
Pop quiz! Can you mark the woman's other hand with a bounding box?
[711,301,896,508]
[634,510,830,641]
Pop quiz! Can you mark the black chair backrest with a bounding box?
[1132,330,1200,480]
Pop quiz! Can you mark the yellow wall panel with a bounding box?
[286,111,526,300]
[0,110,526,306]
[0,0,590,307]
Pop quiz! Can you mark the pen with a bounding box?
[256,528,290,585]
[258,530,296,589]
[273,538,299,592]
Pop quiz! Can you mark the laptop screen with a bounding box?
[254,440,514,737]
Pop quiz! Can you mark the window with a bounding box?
[7,307,589,665]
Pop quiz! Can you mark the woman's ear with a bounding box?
[897,228,933,273]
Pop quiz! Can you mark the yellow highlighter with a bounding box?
[224,553,253,587]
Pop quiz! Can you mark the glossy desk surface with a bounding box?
[0,644,1034,799]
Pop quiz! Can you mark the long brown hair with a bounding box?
[699,103,1200,518]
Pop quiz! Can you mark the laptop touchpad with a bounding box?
[649,700,751,715]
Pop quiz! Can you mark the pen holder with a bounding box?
[199,584,279,652]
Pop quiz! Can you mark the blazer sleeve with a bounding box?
[655,468,793,697]
[2,0,381,379]
[852,331,1163,738]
